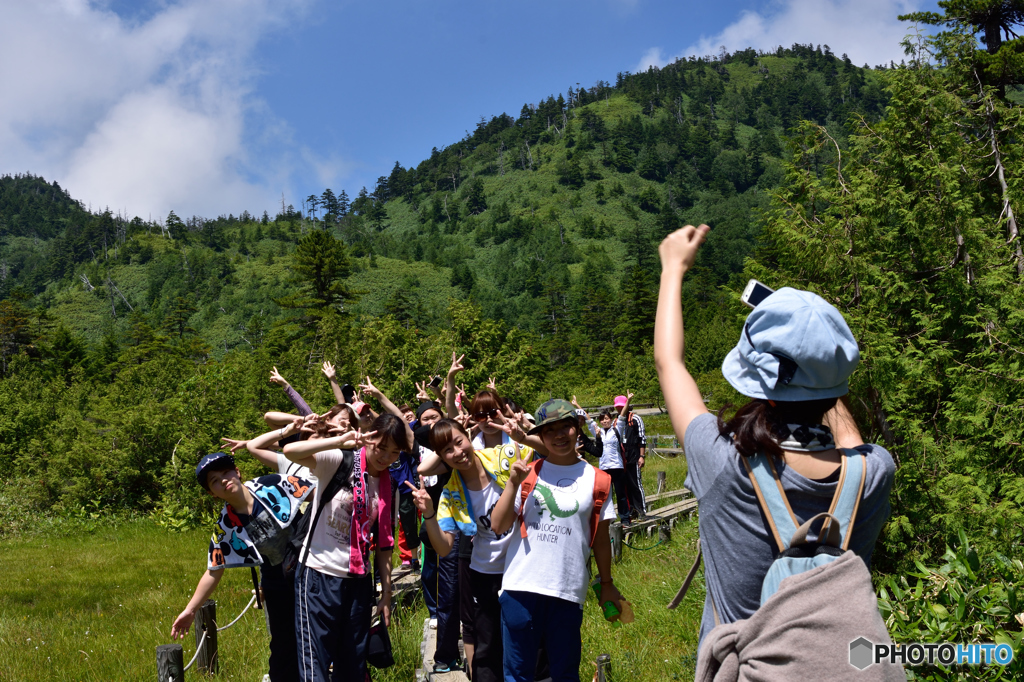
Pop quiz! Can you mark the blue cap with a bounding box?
[195,452,235,489]
[721,287,859,401]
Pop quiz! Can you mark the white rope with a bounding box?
[218,594,257,631]
[182,630,206,673]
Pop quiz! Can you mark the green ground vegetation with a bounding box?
[0,460,697,682]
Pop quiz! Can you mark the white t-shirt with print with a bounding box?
[502,460,616,604]
[465,480,515,574]
[301,449,380,578]
[277,453,317,484]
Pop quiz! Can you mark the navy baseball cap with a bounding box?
[195,452,235,490]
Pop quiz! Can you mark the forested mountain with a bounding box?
[3,9,1023,600]
[1,44,886,373]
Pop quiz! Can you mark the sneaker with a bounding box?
[429,618,438,629]
[432,660,460,673]
[412,559,421,572]
[401,559,412,566]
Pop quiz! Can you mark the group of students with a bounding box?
[170,351,633,682]
[169,222,901,681]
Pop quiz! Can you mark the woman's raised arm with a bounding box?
[654,225,711,442]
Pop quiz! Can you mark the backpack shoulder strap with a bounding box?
[300,450,354,566]
[589,466,612,547]
[742,453,800,552]
[517,459,544,539]
[823,448,866,550]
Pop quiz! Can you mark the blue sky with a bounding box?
[0,0,937,220]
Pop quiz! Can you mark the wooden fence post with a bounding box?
[195,599,219,674]
[609,522,623,563]
[656,471,666,495]
[595,653,612,681]
[156,644,184,682]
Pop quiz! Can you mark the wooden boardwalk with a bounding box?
[414,617,469,682]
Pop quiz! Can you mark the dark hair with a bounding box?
[599,408,614,420]
[371,413,411,451]
[398,403,413,413]
[718,397,839,459]
[469,390,503,416]
[429,418,471,452]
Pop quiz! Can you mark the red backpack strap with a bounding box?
[517,459,544,539]
[589,467,612,547]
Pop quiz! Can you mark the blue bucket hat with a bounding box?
[195,452,235,490]
[721,287,859,401]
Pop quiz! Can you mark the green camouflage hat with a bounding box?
[528,399,578,435]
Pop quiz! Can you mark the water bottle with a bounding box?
[591,578,622,627]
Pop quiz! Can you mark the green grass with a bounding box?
[0,460,702,681]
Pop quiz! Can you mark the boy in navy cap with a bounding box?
[171,452,315,681]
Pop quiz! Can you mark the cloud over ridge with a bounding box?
[0,0,312,219]
[636,0,922,73]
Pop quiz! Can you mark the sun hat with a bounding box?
[528,399,577,435]
[613,395,628,408]
[721,287,860,401]
[195,452,235,490]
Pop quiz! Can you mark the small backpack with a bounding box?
[517,459,611,547]
[669,450,904,680]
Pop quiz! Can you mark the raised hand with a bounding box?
[508,445,531,488]
[220,437,248,454]
[321,360,337,380]
[354,429,379,449]
[571,395,582,410]
[358,376,380,398]
[406,478,434,517]
[447,351,465,378]
[269,366,289,388]
[487,376,497,391]
[415,381,431,401]
[299,413,321,436]
[659,224,710,272]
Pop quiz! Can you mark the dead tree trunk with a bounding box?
[977,73,1023,275]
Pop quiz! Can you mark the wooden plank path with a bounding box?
[415,617,469,682]
[644,488,690,505]
[386,563,422,609]
[610,492,699,561]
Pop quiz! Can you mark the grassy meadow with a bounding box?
[0,454,698,682]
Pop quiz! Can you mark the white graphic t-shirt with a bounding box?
[502,460,616,604]
[465,480,514,574]
[303,449,381,578]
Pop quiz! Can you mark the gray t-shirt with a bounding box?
[683,413,894,647]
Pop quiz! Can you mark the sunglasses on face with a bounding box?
[472,409,500,421]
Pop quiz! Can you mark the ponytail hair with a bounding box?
[718,397,839,459]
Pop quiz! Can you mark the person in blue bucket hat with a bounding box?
[653,225,895,652]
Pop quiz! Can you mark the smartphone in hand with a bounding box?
[740,279,775,309]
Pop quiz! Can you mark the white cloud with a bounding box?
[638,0,924,73]
[0,0,314,219]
